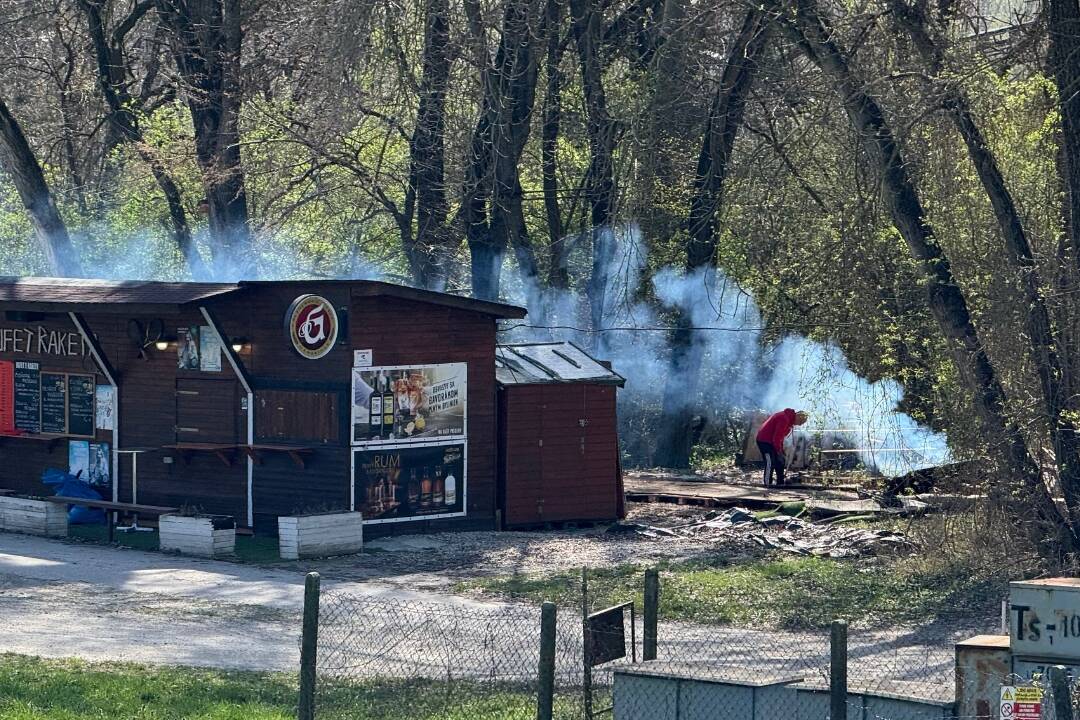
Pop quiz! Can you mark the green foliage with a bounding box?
[0,654,570,719]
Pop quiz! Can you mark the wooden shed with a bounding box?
[495,342,625,527]
[0,277,524,534]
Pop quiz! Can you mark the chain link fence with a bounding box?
[297,571,1078,720]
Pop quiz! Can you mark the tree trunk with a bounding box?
[0,98,82,277]
[774,0,1067,545]
[895,0,1080,532]
[80,0,209,279]
[542,0,568,289]
[1048,0,1080,267]
[409,0,454,290]
[654,10,768,469]
[462,0,546,301]
[155,0,252,276]
[569,0,617,338]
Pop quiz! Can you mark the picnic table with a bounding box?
[46,496,178,542]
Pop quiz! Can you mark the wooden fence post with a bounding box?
[298,571,321,720]
[1049,665,1074,720]
[537,601,557,720]
[830,619,848,720]
[643,567,659,661]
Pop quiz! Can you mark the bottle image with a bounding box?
[433,465,444,506]
[383,378,395,436]
[407,468,420,507]
[420,466,433,508]
[444,469,457,506]
[369,392,382,440]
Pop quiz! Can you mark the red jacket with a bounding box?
[756,409,796,449]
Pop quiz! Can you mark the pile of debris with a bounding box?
[627,507,913,558]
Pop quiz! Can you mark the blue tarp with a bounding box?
[41,468,105,524]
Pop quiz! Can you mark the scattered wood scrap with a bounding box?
[618,506,913,558]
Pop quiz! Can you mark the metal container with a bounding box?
[612,661,803,720]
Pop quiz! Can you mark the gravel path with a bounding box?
[0,528,982,698]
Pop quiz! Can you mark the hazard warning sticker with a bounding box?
[1001,685,1043,720]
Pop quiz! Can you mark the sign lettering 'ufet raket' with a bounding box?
[286,295,339,359]
[0,326,88,357]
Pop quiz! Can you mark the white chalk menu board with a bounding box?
[40,373,67,434]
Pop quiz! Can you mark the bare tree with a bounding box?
[0,96,82,276]
[154,0,251,274]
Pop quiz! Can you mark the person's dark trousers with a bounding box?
[756,440,785,486]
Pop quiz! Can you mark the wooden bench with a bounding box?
[46,496,178,542]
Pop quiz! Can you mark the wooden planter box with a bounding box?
[278,511,363,560]
[0,495,68,537]
[159,514,236,558]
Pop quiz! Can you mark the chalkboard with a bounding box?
[67,374,94,437]
[40,372,66,434]
[14,361,40,433]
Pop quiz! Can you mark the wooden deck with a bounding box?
[623,471,862,509]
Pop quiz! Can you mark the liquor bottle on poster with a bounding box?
[382,380,395,436]
[420,466,433,508]
[407,468,420,508]
[444,469,457,506]
[432,465,444,505]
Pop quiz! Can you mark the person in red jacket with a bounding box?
[755,408,808,486]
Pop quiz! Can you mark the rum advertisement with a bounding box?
[353,442,465,523]
[351,363,466,445]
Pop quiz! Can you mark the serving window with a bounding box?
[256,390,339,444]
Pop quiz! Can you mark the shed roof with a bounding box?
[496,342,625,387]
[0,277,526,318]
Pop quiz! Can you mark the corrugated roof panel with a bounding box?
[496,342,624,386]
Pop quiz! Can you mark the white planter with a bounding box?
[160,514,236,558]
[0,496,67,537]
[278,511,363,560]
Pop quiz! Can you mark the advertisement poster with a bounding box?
[89,442,110,487]
[353,442,465,523]
[95,385,114,430]
[177,327,199,370]
[351,363,466,445]
[69,440,89,480]
[199,325,222,372]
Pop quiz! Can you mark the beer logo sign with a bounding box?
[286,295,338,359]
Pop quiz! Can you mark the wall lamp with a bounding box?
[154,336,176,351]
[230,338,248,353]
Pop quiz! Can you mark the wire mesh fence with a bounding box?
[302,571,1077,720]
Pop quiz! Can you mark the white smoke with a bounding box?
[501,224,949,476]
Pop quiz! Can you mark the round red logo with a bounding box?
[285,295,338,359]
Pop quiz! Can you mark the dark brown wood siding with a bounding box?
[0,280,502,535]
[499,383,620,527]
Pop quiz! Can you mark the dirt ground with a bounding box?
[304,502,737,590]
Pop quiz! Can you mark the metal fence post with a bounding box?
[298,571,321,720]
[1050,665,1074,720]
[643,567,659,661]
[830,619,848,720]
[537,601,557,720]
[582,567,594,720]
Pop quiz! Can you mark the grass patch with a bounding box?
[0,654,571,720]
[66,524,283,565]
[457,553,1007,630]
